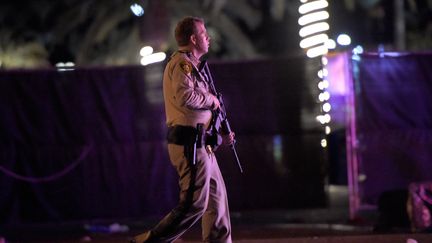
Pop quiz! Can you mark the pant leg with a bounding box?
[201,153,232,243]
[133,144,212,243]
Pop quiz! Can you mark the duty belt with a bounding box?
[167,124,222,149]
[167,125,204,148]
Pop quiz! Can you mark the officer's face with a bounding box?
[193,22,210,56]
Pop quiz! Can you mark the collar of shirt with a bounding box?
[177,49,200,66]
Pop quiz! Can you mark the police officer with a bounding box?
[132,16,234,243]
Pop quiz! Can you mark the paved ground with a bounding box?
[2,223,430,243]
[2,186,430,243]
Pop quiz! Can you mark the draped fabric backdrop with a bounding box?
[342,52,432,215]
[0,65,176,225]
[0,58,326,227]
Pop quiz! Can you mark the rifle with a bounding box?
[200,61,244,173]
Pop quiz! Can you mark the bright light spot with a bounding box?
[325,39,337,49]
[130,3,144,17]
[298,0,329,14]
[318,91,330,101]
[325,126,331,134]
[322,102,331,112]
[298,11,329,26]
[316,114,331,124]
[318,80,330,89]
[337,34,351,46]
[317,114,331,124]
[299,33,328,49]
[322,80,329,88]
[352,45,364,55]
[300,0,308,3]
[299,22,329,37]
[321,56,328,65]
[56,62,75,71]
[352,45,363,61]
[306,44,328,58]
[140,46,154,56]
[324,114,331,123]
[140,52,166,66]
[317,68,328,78]
[321,139,327,148]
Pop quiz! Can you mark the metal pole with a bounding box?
[394,0,406,50]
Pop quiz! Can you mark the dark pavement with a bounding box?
[1,186,431,243]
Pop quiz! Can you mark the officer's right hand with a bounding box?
[222,132,235,146]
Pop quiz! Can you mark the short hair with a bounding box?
[174,16,204,46]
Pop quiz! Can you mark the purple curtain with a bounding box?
[353,53,432,205]
[0,66,177,224]
[0,58,326,226]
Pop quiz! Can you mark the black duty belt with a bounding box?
[167,125,204,148]
[167,125,222,149]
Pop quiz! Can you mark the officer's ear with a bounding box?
[190,34,197,45]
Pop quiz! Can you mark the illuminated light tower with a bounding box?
[298,0,330,58]
[298,0,331,147]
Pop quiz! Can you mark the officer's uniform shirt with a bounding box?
[163,50,217,129]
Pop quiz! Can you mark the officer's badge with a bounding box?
[180,61,192,75]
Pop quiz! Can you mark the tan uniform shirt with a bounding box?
[163,51,217,129]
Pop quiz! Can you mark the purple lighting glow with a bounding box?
[325,52,351,125]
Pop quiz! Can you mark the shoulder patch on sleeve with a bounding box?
[179,61,193,75]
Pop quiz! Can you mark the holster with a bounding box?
[205,132,222,151]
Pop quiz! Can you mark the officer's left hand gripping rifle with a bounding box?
[200,61,244,173]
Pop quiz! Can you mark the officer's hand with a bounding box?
[222,132,235,146]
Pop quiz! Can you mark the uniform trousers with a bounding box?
[133,143,232,243]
